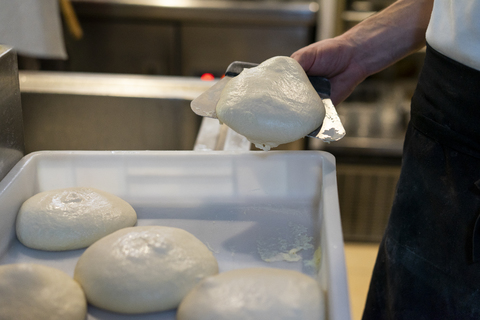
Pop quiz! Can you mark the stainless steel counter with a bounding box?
[19,71,213,153]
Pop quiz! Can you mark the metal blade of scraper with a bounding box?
[190,61,259,118]
[190,76,231,118]
[306,77,346,142]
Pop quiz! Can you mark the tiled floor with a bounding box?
[344,242,380,320]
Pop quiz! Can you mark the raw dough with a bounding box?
[216,56,325,150]
[0,263,87,320]
[16,187,137,251]
[177,267,326,320]
[74,226,219,314]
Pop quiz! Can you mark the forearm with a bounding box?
[342,0,434,77]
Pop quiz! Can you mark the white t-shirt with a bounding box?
[426,0,480,71]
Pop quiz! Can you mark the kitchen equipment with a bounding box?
[39,0,316,76]
[19,71,209,153]
[0,150,350,320]
[0,46,24,182]
[191,61,346,142]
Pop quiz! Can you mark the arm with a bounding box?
[291,0,434,104]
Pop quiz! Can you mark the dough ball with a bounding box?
[177,267,326,320]
[216,56,325,150]
[16,187,137,251]
[0,263,87,320]
[74,226,219,314]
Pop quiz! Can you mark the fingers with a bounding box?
[291,39,351,77]
[291,38,367,104]
[291,45,317,72]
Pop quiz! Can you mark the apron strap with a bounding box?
[473,180,480,262]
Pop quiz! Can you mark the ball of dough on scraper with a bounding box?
[74,226,219,314]
[16,187,137,251]
[0,263,87,320]
[177,267,326,320]
[216,56,325,151]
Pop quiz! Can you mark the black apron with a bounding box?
[362,44,480,319]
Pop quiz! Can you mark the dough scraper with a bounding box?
[190,61,346,142]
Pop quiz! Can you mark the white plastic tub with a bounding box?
[0,150,350,320]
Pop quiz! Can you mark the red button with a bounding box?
[200,73,215,81]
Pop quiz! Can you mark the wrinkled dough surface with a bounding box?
[0,263,87,320]
[216,56,325,150]
[177,267,326,320]
[16,187,137,251]
[74,226,219,314]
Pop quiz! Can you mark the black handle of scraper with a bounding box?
[225,61,331,98]
[225,61,259,77]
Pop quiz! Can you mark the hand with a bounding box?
[291,37,368,105]
[292,0,433,105]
